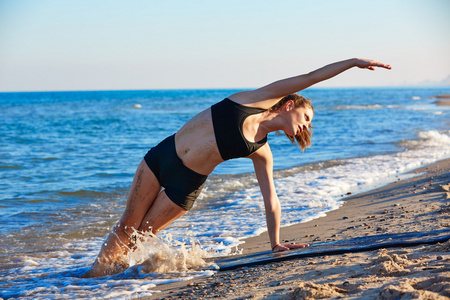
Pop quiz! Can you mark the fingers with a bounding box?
[272,243,309,252]
[363,59,392,70]
[355,58,391,70]
[371,61,391,70]
[272,244,287,252]
[286,243,309,249]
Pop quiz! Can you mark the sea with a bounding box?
[1,87,449,299]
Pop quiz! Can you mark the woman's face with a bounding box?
[284,103,313,137]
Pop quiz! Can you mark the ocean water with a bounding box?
[1,87,449,299]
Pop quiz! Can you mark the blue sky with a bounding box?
[1,0,449,92]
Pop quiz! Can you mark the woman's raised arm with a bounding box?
[231,58,391,108]
[262,58,391,96]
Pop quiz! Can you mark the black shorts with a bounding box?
[143,134,208,210]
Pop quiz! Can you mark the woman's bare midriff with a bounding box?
[174,108,224,175]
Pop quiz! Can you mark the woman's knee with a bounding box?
[137,191,188,233]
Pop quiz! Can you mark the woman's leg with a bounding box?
[84,160,189,277]
[84,160,161,277]
[138,189,188,234]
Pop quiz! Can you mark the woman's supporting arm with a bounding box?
[250,144,308,252]
[251,144,310,252]
[250,144,281,250]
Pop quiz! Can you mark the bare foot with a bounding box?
[82,259,129,278]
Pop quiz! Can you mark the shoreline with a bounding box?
[147,158,450,299]
[434,94,450,106]
[240,159,450,254]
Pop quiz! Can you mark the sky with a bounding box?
[0,0,449,92]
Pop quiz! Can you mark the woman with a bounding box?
[84,58,391,277]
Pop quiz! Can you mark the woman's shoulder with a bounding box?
[227,90,281,110]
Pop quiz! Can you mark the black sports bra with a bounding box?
[211,98,267,161]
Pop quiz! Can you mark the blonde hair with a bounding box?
[269,94,314,151]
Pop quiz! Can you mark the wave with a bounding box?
[330,104,383,110]
[398,130,450,149]
[57,189,114,198]
[0,164,22,170]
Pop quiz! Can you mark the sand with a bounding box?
[146,158,450,299]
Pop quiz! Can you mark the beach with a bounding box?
[148,158,450,299]
[1,88,449,299]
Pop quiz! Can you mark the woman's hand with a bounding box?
[354,58,392,71]
[272,243,309,252]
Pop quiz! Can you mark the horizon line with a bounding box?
[1,84,450,94]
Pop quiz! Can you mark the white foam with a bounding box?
[125,230,216,274]
[333,104,383,110]
[23,258,40,266]
[2,239,215,300]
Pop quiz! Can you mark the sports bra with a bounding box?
[211,98,267,161]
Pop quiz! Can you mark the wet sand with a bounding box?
[147,157,450,299]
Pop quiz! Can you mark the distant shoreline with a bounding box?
[434,94,450,106]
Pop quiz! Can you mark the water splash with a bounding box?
[125,229,217,275]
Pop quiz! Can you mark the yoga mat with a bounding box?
[216,229,450,271]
